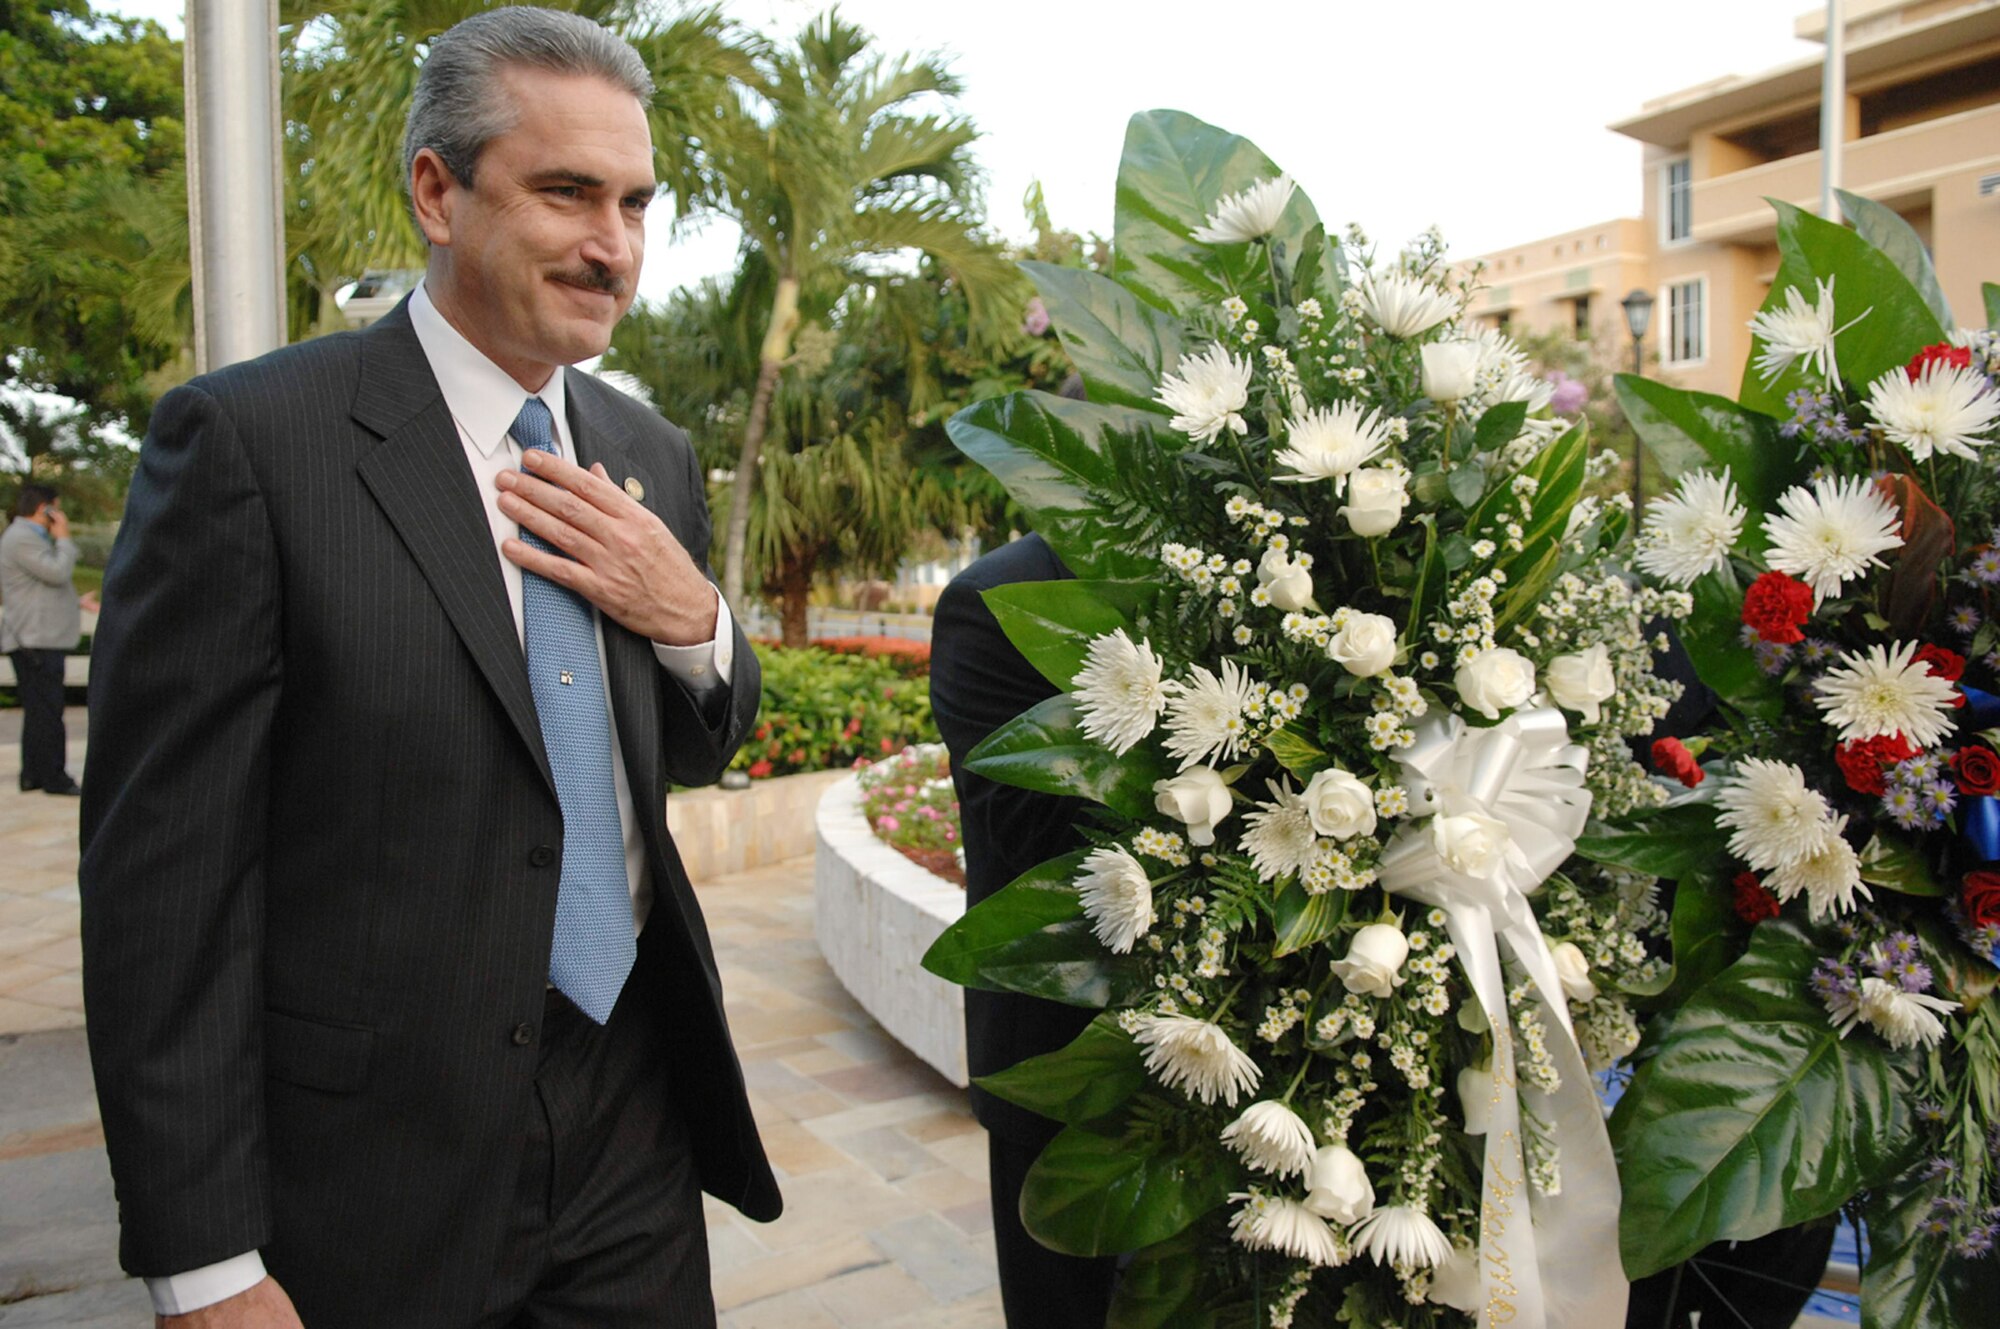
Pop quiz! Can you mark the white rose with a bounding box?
[1303,1144,1375,1225]
[1330,922,1409,998]
[1454,646,1536,720]
[1326,611,1399,678]
[1428,1241,1483,1312]
[1551,940,1600,1003]
[1546,643,1616,725]
[1153,767,1234,846]
[1420,340,1480,403]
[1431,812,1514,880]
[1340,466,1409,537]
[1257,547,1316,613]
[1302,767,1377,840]
[1457,1064,1493,1136]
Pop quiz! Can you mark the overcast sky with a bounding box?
[105,0,1824,305]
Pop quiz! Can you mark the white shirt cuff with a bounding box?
[651,586,732,692]
[146,1250,268,1315]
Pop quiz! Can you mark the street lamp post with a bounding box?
[1620,287,1656,512]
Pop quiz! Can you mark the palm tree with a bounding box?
[280,0,758,294]
[707,9,1019,607]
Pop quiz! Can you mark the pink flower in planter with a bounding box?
[878,815,901,833]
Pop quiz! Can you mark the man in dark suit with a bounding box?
[930,533,1118,1328]
[79,10,776,1326]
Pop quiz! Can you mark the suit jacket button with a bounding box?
[511,1022,535,1047]
[529,845,556,868]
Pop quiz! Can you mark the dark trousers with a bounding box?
[988,1130,1117,1329]
[477,961,715,1329]
[10,649,68,789]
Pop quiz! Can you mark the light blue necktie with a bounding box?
[513,397,635,1023]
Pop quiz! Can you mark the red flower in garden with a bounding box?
[1733,871,1782,924]
[1963,871,2000,928]
[789,749,806,764]
[843,717,862,739]
[747,759,773,779]
[1650,737,1704,787]
[1954,745,2000,796]
[1915,644,1968,707]
[1907,342,1974,381]
[1740,571,1815,645]
[880,737,895,753]
[1835,733,1919,795]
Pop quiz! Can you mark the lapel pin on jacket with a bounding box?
[623,477,645,502]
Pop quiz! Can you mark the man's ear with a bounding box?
[409,148,458,247]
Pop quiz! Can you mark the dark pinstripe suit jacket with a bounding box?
[78,299,780,1325]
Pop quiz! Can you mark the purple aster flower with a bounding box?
[1932,1194,1971,1219]
[1882,785,1928,831]
[1799,638,1836,665]
[1900,754,1945,784]
[1922,1155,1959,1181]
[1922,1213,1956,1237]
[1753,640,1794,675]
[1922,779,1959,820]
[1957,1226,1995,1259]
[1781,419,1805,440]
[1915,1100,1947,1125]
[1812,959,1862,1026]
[1950,604,1983,637]
[1739,624,1763,648]
[1967,550,2000,585]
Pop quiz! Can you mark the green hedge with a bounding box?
[732,644,936,779]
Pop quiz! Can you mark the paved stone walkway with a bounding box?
[0,721,1001,1327]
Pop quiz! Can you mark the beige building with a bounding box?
[1464,0,2000,397]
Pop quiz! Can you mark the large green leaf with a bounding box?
[1575,803,1727,881]
[1611,921,1922,1278]
[977,1014,1148,1125]
[1022,261,1184,414]
[1106,1225,1219,1329]
[1857,833,1946,898]
[1985,282,2000,330]
[966,693,1170,820]
[1836,189,1952,330]
[1023,1112,1237,1256]
[1272,880,1346,956]
[1630,866,1748,1004]
[1613,375,1798,551]
[1476,423,1590,629]
[1861,1167,2000,1329]
[1741,201,1946,415]
[983,579,1158,691]
[920,851,1147,1008]
[946,391,1170,581]
[1110,109,1323,316]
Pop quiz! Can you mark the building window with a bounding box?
[1664,158,1693,243]
[1665,279,1705,364]
[1573,294,1592,339]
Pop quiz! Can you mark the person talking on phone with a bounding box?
[2,483,95,796]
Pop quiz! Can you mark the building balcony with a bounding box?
[1687,99,2000,244]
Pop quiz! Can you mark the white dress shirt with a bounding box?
[147,284,731,1314]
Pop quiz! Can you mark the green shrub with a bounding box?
[733,644,936,779]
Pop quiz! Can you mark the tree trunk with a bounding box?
[776,550,814,649]
[721,274,801,609]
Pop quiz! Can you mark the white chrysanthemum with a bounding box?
[1634,469,1746,587]
[1357,270,1460,339]
[1220,1100,1317,1178]
[1075,846,1154,953]
[1272,403,1393,489]
[1351,1204,1454,1269]
[1748,276,1867,389]
[1190,174,1297,244]
[1764,819,1868,921]
[1865,362,2000,462]
[1763,475,1903,604]
[1161,658,1259,770]
[1835,977,1958,1050]
[1134,1015,1262,1107]
[1715,758,1836,871]
[1228,1191,1349,1266]
[1241,780,1321,883]
[1155,343,1253,444]
[1072,629,1168,755]
[1813,640,1959,747]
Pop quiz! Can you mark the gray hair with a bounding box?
[403,7,654,205]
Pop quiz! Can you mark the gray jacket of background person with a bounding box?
[0,515,82,652]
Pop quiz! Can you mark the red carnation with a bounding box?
[1963,870,2000,929]
[1954,745,2000,796]
[1651,737,1704,787]
[1740,572,1815,645]
[1907,342,1974,381]
[1733,871,1782,924]
[1835,733,1919,795]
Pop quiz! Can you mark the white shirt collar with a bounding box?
[408,280,569,459]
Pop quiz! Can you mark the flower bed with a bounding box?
[810,634,932,677]
[855,742,964,887]
[731,643,934,780]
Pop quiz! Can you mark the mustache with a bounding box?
[551,265,628,298]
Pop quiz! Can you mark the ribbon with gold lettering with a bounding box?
[1376,707,1628,1329]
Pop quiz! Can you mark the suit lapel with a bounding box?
[352,301,556,795]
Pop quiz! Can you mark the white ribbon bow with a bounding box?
[1378,707,1628,1329]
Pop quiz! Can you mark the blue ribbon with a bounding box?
[1965,796,2000,864]
[1960,685,2000,731]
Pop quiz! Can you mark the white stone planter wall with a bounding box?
[813,774,968,1086]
